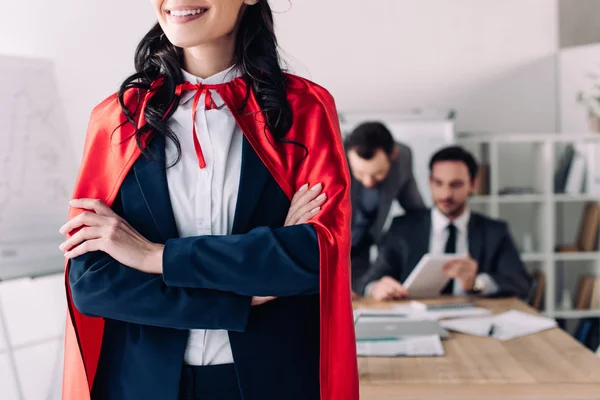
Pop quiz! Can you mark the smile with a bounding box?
[165,7,208,22]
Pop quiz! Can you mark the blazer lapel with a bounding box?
[231,137,269,234]
[133,135,179,242]
[468,213,484,262]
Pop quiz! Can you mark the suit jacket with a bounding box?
[69,135,321,400]
[350,142,425,245]
[359,210,532,298]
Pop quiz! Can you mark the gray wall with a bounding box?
[559,0,600,48]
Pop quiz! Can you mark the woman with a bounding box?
[59,1,358,399]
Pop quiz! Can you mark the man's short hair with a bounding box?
[345,122,395,160]
[429,146,479,181]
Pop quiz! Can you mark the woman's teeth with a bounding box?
[169,9,206,17]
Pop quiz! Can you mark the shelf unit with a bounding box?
[457,132,600,319]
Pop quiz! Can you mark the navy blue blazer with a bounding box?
[68,135,321,400]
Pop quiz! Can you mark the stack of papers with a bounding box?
[440,310,558,340]
[356,335,445,357]
[404,301,492,320]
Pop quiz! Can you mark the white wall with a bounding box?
[0,0,558,160]
[275,0,558,133]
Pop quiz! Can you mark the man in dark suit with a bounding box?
[359,146,531,301]
[346,122,426,293]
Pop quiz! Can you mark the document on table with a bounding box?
[354,305,491,322]
[356,335,445,357]
[400,301,492,320]
[440,310,558,340]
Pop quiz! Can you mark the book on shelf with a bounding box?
[573,275,600,351]
[528,270,545,311]
[475,163,490,195]
[556,202,600,252]
[574,275,597,310]
[576,203,600,252]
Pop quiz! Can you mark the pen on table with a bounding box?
[488,323,496,337]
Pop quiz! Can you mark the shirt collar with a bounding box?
[179,65,241,105]
[431,206,470,234]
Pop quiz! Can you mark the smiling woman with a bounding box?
[61,1,358,400]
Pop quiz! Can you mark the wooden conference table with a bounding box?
[355,297,600,400]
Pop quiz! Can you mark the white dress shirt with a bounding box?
[429,207,498,295]
[165,66,242,366]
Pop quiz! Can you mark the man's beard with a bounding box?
[436,199,466,218]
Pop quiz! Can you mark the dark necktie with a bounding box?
[445,223,457,254]
[441,223,457,294]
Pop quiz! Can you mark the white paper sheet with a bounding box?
[356,335,445,357]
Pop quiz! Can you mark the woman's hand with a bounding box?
[254,183,326,307]
[59,199,164,274]
[284,182,327,226]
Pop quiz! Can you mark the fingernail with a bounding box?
[311,183,322,191]
[69,200,76,205]
[316,193,326,201]
[59,243,65,251]
[299,183,308,192]
[311,207,320,214]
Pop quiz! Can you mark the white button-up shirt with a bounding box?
[165,66,242,366]
[429,207,498,295]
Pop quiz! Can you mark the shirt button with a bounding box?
[203,170,209,177]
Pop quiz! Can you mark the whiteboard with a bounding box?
[0,56,77,280]
[339,109,456,213]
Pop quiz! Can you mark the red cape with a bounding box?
[62,74,359,400]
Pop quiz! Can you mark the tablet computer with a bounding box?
[403,253,467,298]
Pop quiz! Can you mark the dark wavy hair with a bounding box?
[117,1,293,165]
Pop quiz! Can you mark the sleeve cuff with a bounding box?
[476,273,500,296]
[364,282,376,297]
[162,237,197,288]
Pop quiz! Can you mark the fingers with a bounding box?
[59,227,103,252]
[381,277,408,299]
[373,277,407,301]
[372,286,393,301]
[60,212,111,235]
[70,199,116,217]
[251,296,277,306]
[64,238,103,259]
[288,183,320,216]
[398,286,409,298]
[285,183,327,226]
[295,207,321,224]
[442,261,460,278]
[292,193,326,222]
[288,183,309,214]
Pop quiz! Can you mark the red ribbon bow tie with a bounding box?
[175,82,219,169]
